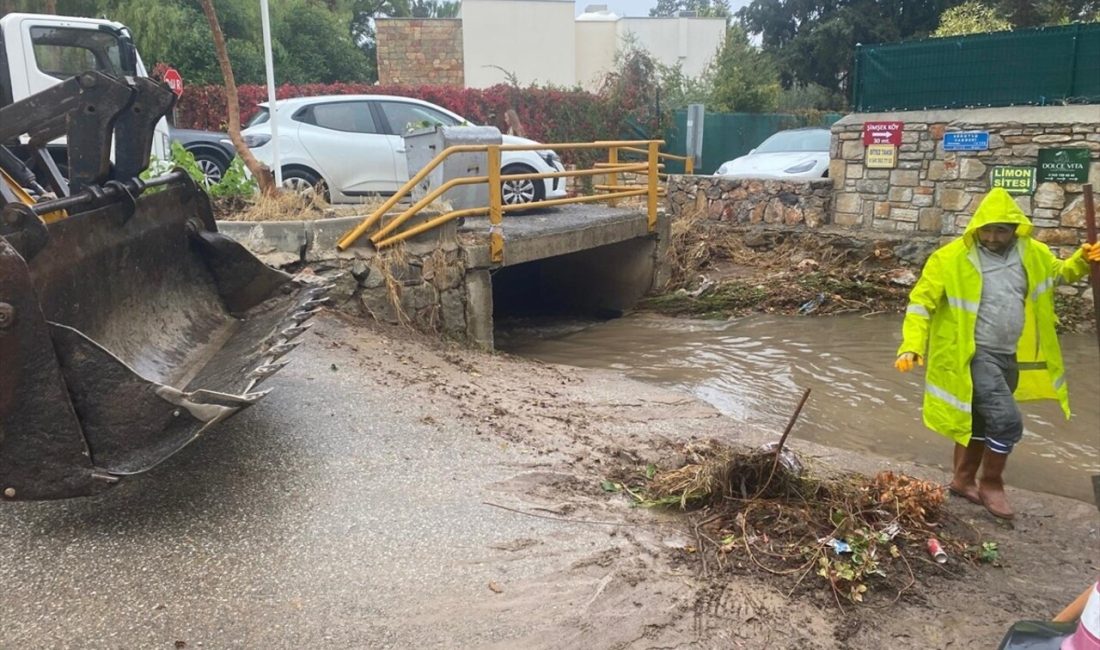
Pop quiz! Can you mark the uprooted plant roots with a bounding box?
[604,440,995,609]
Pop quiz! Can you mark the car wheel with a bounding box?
[190,150,228,186]
[501,164,544,207]
[281,168,328,200]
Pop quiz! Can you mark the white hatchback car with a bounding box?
[713,127,831,180]
[240,95,567,205]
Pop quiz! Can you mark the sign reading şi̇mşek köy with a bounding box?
[990,166,1036,195]
[1037,148,1090,183]
[865,144,897,169]
[862,121,904,146]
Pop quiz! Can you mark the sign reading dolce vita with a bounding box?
[1037,148,1090,183]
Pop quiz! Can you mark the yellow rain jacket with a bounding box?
[898,188,1090,445]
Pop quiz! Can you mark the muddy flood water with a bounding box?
[499,313,1100,503]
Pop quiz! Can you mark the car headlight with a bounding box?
[242,134,271,148]
[541,151,562,167]
[783,159,817,174]
[714,163,731,176]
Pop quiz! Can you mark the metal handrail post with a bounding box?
[607,146,619,207]
[647,141,659,232]
[488,144,504,263]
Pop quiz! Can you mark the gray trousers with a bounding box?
[970,347,1023,454]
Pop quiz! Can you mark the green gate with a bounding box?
[663,111,843,175]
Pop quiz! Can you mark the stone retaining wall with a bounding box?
[829,106,1100,262]
[218,215,472,341]
[666,177,833,227]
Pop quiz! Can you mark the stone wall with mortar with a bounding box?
[377,18,464,86]
[665,177,833,228]
[829,106,1100,262]
[218,215,472,343]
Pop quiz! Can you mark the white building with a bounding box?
[459,1,727,90]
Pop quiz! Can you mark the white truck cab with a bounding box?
[0,12,171,163]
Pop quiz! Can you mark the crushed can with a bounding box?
[927,537,948,564]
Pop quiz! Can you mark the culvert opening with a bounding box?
[491,239,658,345]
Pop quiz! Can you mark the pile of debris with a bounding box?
[603,439,998,608]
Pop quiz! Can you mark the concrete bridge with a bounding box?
[218,202,669,350]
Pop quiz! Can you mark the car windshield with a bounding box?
[754,130,830,154]
[246,108,270,128]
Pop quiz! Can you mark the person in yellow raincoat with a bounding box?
[895,187,1100,519]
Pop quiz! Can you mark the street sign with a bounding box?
[943,131,989,151]
[990,166,1036,195]
[865,144,897,169]
[1037,148,1090,183]
[163,67,183,97]
[862,121,904,145]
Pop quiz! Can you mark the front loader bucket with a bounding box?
[0,176,323,500]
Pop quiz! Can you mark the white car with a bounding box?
[713,127,831,180]
[240,95,567,205]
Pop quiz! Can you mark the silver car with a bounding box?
[241,95,566,205]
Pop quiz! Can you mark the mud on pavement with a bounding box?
[312,313,1099,649]
[3,312,1097,649]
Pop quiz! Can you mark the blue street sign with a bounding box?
[943,131,990,151]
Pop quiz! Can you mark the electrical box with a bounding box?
[404,125,502,212]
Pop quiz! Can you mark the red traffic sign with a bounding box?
[163,67,183,97]
[862,121,903,145]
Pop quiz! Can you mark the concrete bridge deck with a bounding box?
[458,203,658,268]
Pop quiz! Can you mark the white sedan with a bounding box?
[240,95,566,205]
[713,127,831,180]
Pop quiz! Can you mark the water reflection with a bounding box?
[500,313,1100,503]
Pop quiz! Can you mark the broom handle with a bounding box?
[1084,184,1100,359]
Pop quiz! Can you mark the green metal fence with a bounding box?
[853,22,1100,112]
[663,111,843,175]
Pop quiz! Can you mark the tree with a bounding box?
[933,1,1013,35]
[707,26,779,112]
[649,0,732,18]
[599,42,670,137]
[737,0,967,96]
[275,1,371,83]
[197,0,275,196]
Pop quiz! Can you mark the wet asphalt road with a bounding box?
[0,325,600,648]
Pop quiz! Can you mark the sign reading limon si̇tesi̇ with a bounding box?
[862,121,904,146]
[990,166,1036,195]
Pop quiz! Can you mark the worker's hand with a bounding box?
[1082,242,1100,263]
[894,352,923,373]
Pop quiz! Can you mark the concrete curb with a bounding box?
[216,215,371,265]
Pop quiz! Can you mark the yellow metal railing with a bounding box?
[336,139,687,262]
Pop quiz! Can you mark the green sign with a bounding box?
[1038,148,1090,183]
[990,166,1036,195]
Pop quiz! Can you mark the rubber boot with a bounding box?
[948,442,983,505]
[978,449,1014,519]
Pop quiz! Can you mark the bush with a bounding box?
[176,83,621,166]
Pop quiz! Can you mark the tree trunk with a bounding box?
[44,0,58,13]
[198,0,277,196]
